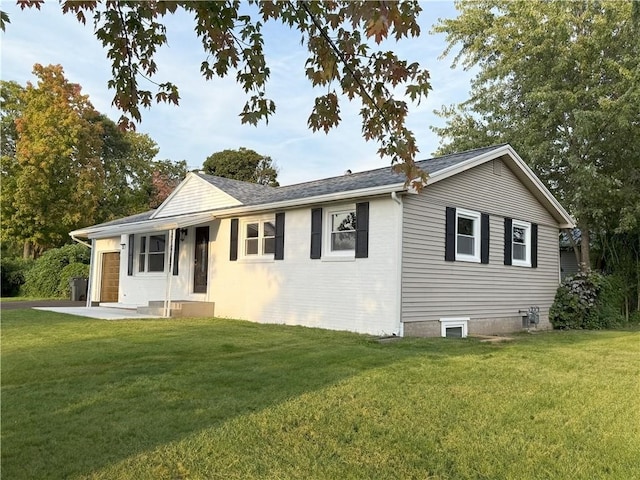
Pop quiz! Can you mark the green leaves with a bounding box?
[11,0,432,185]
[203,147,279,187]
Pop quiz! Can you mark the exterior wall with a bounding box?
[208,196,402,336]
[154,175,240,218]
[401,158,560,337]
[116,229,214,306]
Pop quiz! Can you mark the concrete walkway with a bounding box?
[2,299,163,320]
[32,306,163,320]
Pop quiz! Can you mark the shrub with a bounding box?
[57,263,90,298]
[22,244,91,298]
[0,257,35,297]
[550,271,623,330]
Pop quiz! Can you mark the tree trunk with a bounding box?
[565,228,581,269]
[579,225,591,271]
[23,240,34,259]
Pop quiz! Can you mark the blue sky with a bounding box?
[1,1,473,185]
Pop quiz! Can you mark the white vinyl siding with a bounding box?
[153,175,241,218]
[401,158,560,334]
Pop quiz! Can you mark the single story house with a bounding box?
[70,144,574,337]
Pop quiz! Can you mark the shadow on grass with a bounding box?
[1,309,483,480]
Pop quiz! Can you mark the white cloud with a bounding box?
[0,1,473,186]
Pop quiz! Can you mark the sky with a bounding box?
[0,1,474,186]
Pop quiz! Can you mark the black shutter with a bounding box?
[481,213,490,264]
[275,212,285,260]
[310,208,322,259]
[173,228,180,275]
[355,202,369,258]
[127,234,134,276]
[230,218,239,261]
[445,207,456,261]
[531,223,538,268]
[504,218,513,265]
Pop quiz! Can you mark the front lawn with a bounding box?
[2,310,638,479]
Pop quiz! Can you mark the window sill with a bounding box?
[321,255,356,262]
[454,255,481,263]
[238,257,275,264]
[512,260,532,268]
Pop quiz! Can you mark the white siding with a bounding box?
[154,175,241,218]
[402,158,561,336]
[209,196,402,336]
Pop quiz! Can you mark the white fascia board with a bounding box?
[71,211,216,239]
[427,145,575,228]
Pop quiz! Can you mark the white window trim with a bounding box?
[137,232,168,275]
[455,208,481,263]
[239,216,276,262]
[323,205,357,261]
[512,219,532,267]
[439,317,469,338]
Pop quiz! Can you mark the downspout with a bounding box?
[71,235,92,249]
[71,234,93,307]
[85,239,95,307]
[391,192,404,337]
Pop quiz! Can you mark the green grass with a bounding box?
[2,310,639,480]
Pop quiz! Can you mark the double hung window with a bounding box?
[511,220,531,267]
[455,209,481,262]
[330,210,357,252]
[138,234,166,273]
[243,218,275,258]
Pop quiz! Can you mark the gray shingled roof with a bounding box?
[77,145,504,232]
[199,144,504,207]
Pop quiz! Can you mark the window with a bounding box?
[138,234,166,273]
[455,209,481,262]
[311,203,368,260]
[511,220,531,267]
[242,218,275,258]
[439,318,469,338]
[330,210,356,251]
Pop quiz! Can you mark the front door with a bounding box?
[100,252,120,302]
[193,226,209,293]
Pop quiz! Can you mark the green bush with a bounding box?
[22,244,91,298]
[57,263,90,298]
[550,271,623,330]
[1,257,35,297]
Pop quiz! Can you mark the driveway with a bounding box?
[0,300,86,310]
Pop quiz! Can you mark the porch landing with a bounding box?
[136,301,215,318]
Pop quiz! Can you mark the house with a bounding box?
[70,144,575,337]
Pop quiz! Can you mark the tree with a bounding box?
[12,0,432,188]
[1,64,104,258]
[203,147,279,186]
[432,0,640,271]
[147,159,189,208]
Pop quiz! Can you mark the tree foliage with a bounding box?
[13,0,432,187]
[203,147,279,186]
[1,66,188,257]
[432,0,640,271]
[1,64,104,257]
